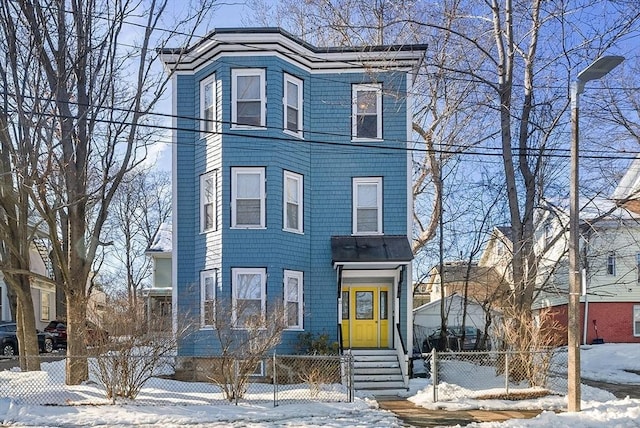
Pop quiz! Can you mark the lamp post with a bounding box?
[568,55,624,412]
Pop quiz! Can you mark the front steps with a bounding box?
[349,349,407,395]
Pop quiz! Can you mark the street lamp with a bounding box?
[568,55,624,412]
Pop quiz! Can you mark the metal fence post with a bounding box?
[273,352,277,407]
[505,352,510,395]
[348,353,354,402]
[431,348,437,403]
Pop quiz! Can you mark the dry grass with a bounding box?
[477,390,556,400]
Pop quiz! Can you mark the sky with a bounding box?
[149,1,252,171]
[1,343,640,427]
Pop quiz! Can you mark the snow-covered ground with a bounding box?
[1,343,639,427]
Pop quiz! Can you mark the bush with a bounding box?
[296,332,339,355]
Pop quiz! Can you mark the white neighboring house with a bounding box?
[144,223,172,331]
[0,239,56,330]
[533,194,640,345]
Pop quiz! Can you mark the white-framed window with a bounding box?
[634,305,640,336]
[352,83,382,140]
[232,69,266,128]
[353,177,383,234]
[283,73,303,137]
[543,222,552,247]
[283,171,303,233]
[200,269,217,328]
[231,167,265,228]
[40,291,50,321]
[200,74,216,137]
[232,268,266,328]
[607,252,616,276]
[284,270,303,329]
[200,171,217,232]
[636,254,640,283]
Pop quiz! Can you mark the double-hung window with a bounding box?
[352,83,382,140]
[40,291,50,321]
[284,74,303,137]
[232,69,266,128]
[636,253,640,283]
[232,268,266,328]
[201,269,217,328]
[232,167,265,228]
[634,305,640,336]
[283,171,303,233]
[353,177,382,234]
[200,74,216,138]
[284,270,303,329]
[607,252,616,276]
[200,171,217,232]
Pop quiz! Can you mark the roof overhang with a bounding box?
[159,27,427,74]
[331,235,413,270]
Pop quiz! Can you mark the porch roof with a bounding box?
[331,235,413,268]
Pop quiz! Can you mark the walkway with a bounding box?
[376,397,544,428]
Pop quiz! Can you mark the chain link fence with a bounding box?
[0,353,353,406]
[417,348,568,402]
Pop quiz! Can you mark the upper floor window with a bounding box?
[607,252,616,276]
[200,171,217,232]
[232,268,266,328]
[283,170,303,233]
[352,83,382,140]
[284,74,303,137]
[636,254,640,283]
[200,74,216,138]
[231,167,265,228]
[284,270,303,329]
[353,177,382,234]
[232,69,266,128]
[201,269,217,328]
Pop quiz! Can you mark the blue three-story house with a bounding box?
[160,28,426,389]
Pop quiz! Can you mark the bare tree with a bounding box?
[206,299,287,402]
[104,169,171,305]
[0,0,218,384]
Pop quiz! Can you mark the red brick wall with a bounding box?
[542,302,640,345]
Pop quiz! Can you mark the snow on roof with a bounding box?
[148,223,172,252]
[612,156,640,200]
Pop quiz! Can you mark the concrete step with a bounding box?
[354,374,404,382]
[354,380,406,389]
[353,367,400,375]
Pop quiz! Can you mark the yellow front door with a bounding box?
[341,285,390,348]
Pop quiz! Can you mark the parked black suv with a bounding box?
[0,322,55,356]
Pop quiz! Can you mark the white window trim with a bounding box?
[231,167,266,229]
[232,268,267,329]
[352,83,382,141]
[352,177,383,235]
[200,269,217,329]
[283,73,303,138]
[231,69,266,129]
[200,74,216,138]
[283,170,303,234]
[284,270,304,330]
[200,171,217,233]
[634,305,640,337]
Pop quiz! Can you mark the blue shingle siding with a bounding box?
[170,34,415,357]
